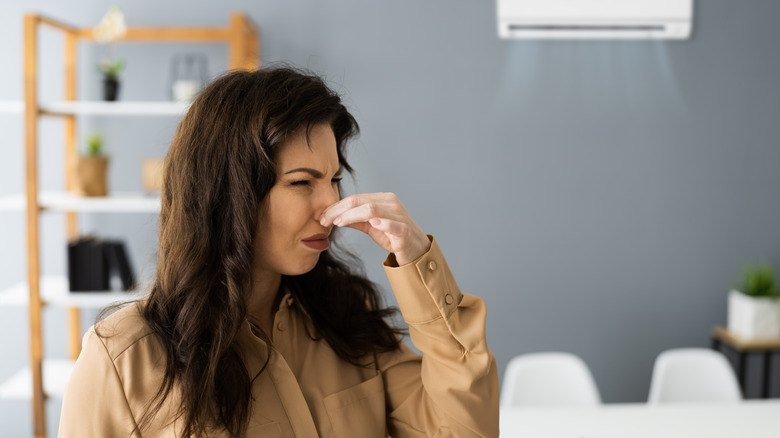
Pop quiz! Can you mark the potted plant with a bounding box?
[728,264,780,340]
[99,59,124,101]
[74,132,110,197]
[95,5,127,101]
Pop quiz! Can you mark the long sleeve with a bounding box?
[59,328,139,437]
[379,236,499,438]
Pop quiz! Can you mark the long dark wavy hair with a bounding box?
[134,67,403,437]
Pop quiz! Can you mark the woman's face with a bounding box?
[253,123,342,277]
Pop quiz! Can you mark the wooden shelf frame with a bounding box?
[20,13,259,437]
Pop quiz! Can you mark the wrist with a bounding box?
[395,234,432,266]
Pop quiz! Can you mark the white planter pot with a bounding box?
[727,290,780,340]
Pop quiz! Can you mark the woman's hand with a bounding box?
[319,193,431,266]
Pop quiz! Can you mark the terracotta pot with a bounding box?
[75,156,109,197]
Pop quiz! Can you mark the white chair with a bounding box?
[647,348,742,404]
[500,352,602,407]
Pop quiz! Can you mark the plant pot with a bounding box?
[727,289,780,340]
[103,78,120,101]
[75,156,109,197]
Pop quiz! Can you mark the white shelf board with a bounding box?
[0,100,188,116]
[0,276,143,308]
[0,100,23,114]
[0,191,161,213]
[0,359,74,400]
[41,101,189,116]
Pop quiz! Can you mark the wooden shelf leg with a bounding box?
[229,13,258,70]
[65,24,82,361]
[68,308,82,359]
[24,13,46,438]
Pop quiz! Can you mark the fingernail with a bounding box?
[333,217,342,225]
[320,217,327,226]
[370,218,381,226]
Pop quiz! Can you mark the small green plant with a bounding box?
[96,5,127,81]
[98,58,125,81]
[739,264,779,298]
[85,132,104,157]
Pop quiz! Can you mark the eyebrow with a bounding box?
[283,168,342,178]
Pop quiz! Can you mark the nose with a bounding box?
[314,181,340,219]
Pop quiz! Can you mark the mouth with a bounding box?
[302,233,330,241]
[301,233,330,251]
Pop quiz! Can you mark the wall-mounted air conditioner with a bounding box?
[497,0,693,40]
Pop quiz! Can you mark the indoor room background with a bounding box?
[1,0,779,435]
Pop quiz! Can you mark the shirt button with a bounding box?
[277,321,286,332]
[428,260,438,271]
[444,294,454,305]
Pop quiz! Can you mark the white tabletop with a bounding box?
[500,400,780,437]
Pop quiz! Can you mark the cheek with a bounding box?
[265,191,313,245]
[256,190,323,276]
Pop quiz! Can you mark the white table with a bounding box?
[500,400,780,437]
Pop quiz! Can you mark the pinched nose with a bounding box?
[314,184,341,221]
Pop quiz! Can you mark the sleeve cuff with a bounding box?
[383,235,463,324]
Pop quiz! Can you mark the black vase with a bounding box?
[103,78,120,101]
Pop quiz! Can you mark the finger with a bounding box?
[320,194,366,226]
[331,202,381,228]
[343,221,372,235]
[368,217,408,238]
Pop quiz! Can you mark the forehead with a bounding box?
[275,124,339,170]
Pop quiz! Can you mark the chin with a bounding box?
[285,255,321,276]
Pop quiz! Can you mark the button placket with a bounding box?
[274,303,289,336]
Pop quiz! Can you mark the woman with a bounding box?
[59,67,498,437]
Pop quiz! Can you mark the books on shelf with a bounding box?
[105,241,136,291]
[68,237,136,292]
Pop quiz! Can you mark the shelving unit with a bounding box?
[1,13,259,437]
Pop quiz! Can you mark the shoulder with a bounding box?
[78,301,168,409]
[89,301,159,361]
[62,302,162,434]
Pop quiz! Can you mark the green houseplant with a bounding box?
[74,132,109,197]
[95,6,127,101]
[98,58,125,100]
[728,264,780,340]
[739,265,779,298]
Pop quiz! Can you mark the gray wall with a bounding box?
[2,0,780,435]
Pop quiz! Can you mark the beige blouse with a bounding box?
[58,237,499,437]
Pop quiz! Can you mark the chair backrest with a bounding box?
[647,348,742,404]
[500,352,602,407]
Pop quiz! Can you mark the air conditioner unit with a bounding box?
[497,0,693,40]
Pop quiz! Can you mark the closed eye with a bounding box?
[290,180,311,187]
[331,177,343,184]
